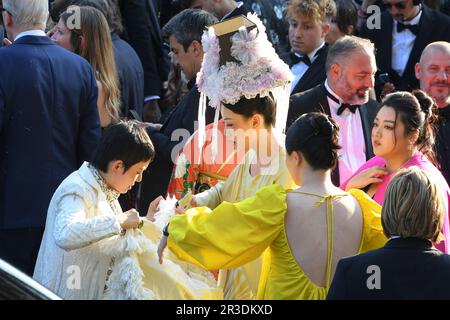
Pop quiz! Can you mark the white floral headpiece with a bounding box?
[197,13,293,109]
[196,13,294,161]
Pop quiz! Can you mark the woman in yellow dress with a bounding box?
[157,113,387,300]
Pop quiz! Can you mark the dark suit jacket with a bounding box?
[436,105,450,186]
[120,0,168,97]
[280,45,328,95]
[112,33,144,120]
[288,83,379,185]
[360,4,450,93]
[224,3,251,20]
[138,79,216,213]
[327,237,450,300]
[0,36,101,229]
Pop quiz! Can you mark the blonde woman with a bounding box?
[328,167,450,300]
[52,5,121,128]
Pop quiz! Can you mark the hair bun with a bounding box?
[312,114,335,137]
[412,90,434,119]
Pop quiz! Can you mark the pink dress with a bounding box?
[341,151,450,253]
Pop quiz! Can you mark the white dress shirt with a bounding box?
[324,81,367,183]
[290,43,325,94]
[14,29,47,42]
[391,8,422,77]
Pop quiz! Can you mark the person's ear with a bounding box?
[414,62,421,80]
[191,40,203,57]
[251,114,264,129]
[409,129,420,146]
[293,150,303,166]
[110,160,125,174]
[330,63,341,80]
[347,25,354,35]
[3,11,13,28]
[79,35,85,52]
[321,22,330,37]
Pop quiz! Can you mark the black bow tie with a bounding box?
[325,89,360,115]
[337,103,360,115]
[290,52,311,66]
[397,22,419,35]
[290,45,327,67]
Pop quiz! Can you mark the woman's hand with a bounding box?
[157,236,168,264]
[146,196,164,222]
[119,209,141,229]
[345,166,388,191]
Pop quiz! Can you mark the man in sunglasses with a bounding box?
[360,0,450,98]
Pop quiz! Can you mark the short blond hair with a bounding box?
[382,167,445,243]
[287,0,336,23]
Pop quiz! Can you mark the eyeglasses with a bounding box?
[383,1,408,10]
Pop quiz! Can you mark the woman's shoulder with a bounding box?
[347,189,388,253]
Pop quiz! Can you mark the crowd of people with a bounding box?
[0,0,449,300]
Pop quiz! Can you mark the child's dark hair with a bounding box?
[380,90,437,165]
[91,121,155,172]
[223,94,276,127]
[286,112,341,170]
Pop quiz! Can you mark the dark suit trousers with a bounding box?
[0,227,44,276]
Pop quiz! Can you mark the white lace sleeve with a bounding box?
[53,193,121,251]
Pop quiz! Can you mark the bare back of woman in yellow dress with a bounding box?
[286,187,363,288]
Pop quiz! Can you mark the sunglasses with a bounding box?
[383,1,408,9]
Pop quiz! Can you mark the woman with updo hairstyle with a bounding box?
[156,112,387,300]
[342,90,450,253]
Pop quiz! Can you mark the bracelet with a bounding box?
[163,223,170,237]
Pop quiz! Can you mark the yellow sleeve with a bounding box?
[348,189,388,253]
[168,184,287,270]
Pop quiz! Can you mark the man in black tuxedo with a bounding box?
[360,0,450,96]
[182,0,250,21]
[119,0,169,123]
[138,9,217,213]
[327,167,450,300]
[280,0,335,95]
[288,36,379,186]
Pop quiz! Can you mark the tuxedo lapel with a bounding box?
[292,46,328,94]
[378,13,394,72]
[403,6,433,84]
[316,84,331,116]
[293,62,321,93]
[358,100,379,160]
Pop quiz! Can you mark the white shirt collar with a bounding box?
[395,5,422,26]
[14,30,47,42]
[222,1,244,21]
[293,42,325,65]
[324,80,345,105]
